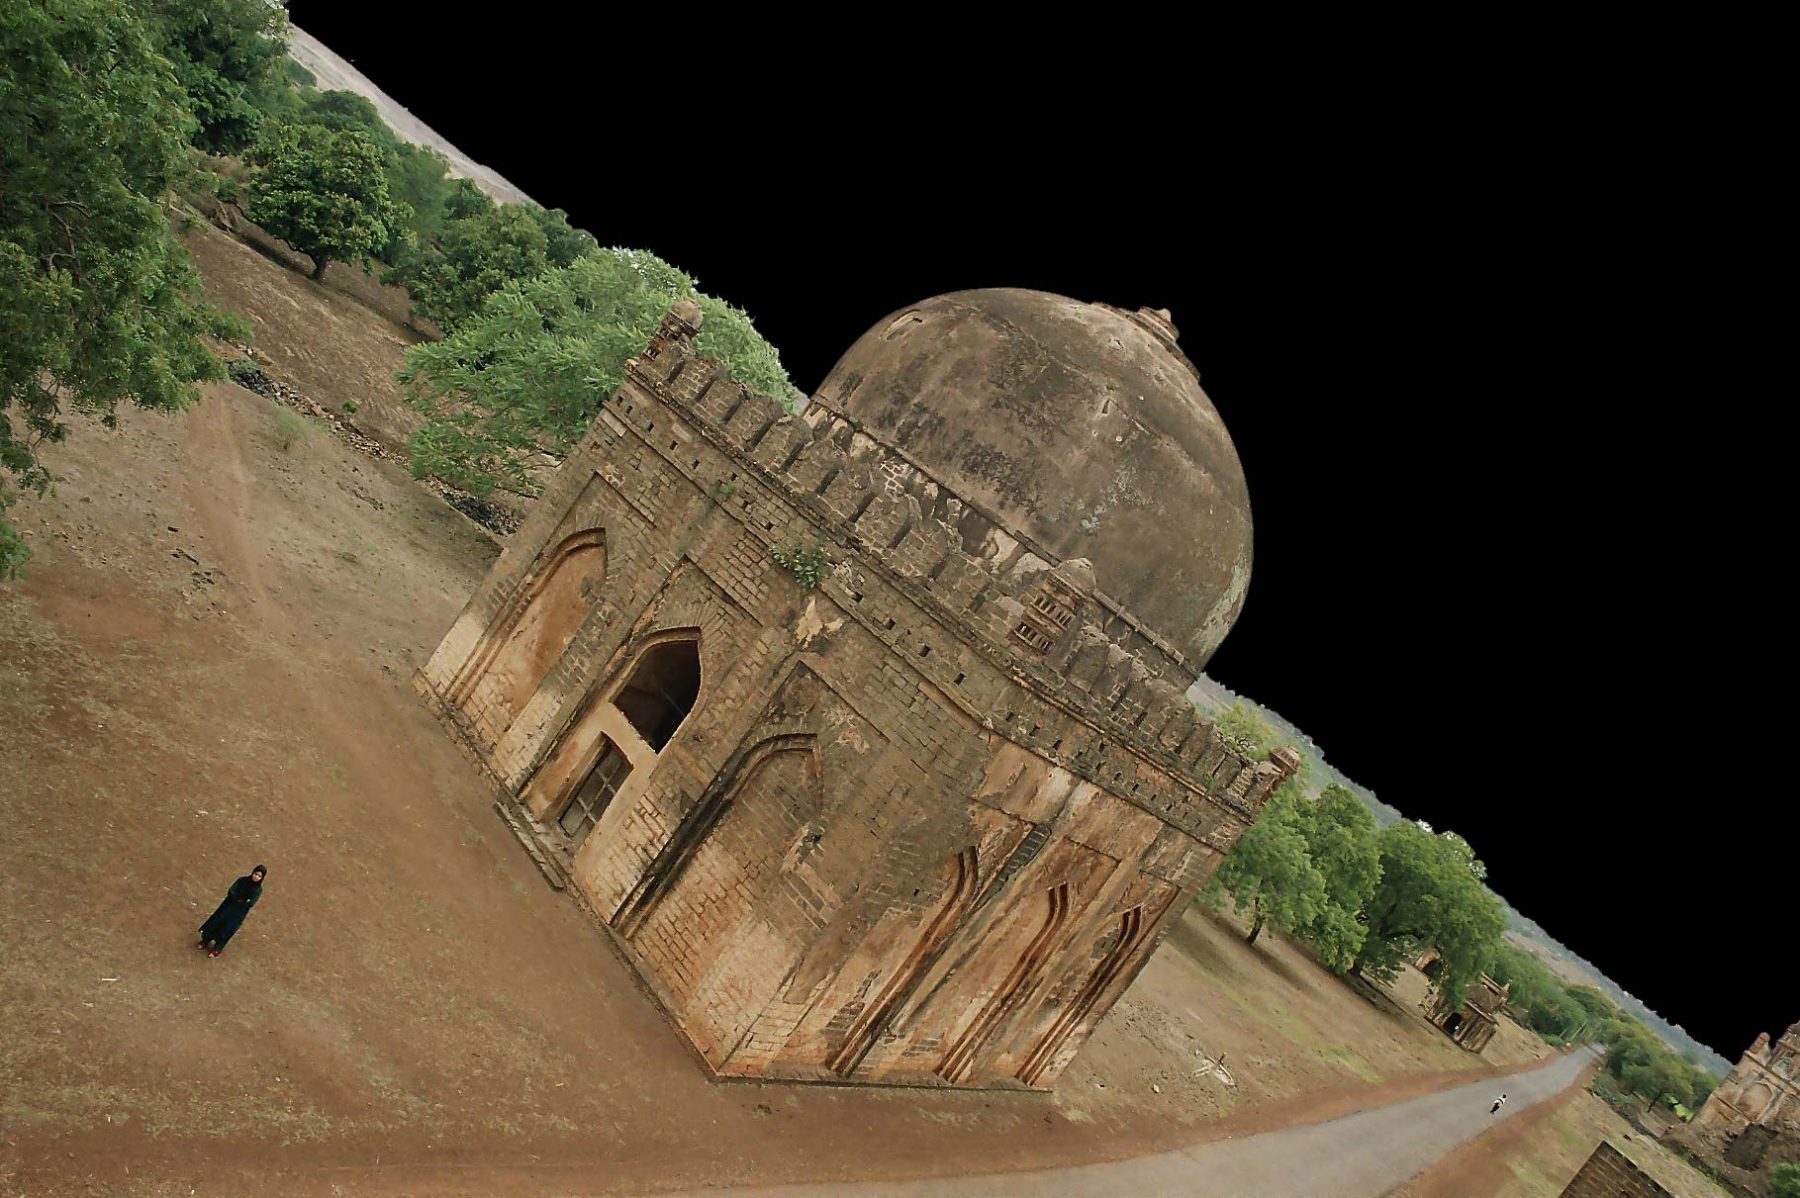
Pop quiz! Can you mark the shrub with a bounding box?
[272,409,307,451]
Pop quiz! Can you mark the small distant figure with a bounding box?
[197,864,266,958]
[1490,1093,1508,1114]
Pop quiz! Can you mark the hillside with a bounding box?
[285,26,535,206]
[1187,675,1733,1076]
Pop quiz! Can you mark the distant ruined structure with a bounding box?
[1559,1143,1672,1197]
[418,289,1297,1089]
[1675,1019,1800,1185]
[1426,972,1510,1054]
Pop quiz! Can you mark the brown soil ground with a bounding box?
[178,201,431,456]
[2,227,1543,1196]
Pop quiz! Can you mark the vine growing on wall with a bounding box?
[770,542,827,589]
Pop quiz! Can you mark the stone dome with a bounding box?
[813,288,1253,669]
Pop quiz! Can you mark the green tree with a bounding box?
[147,0,289,153]
[387,199,602,329]
[245,122,407,281]
[388,203,552,330]
[1289,784,1381,971]
[692,294,803,402]
[282,57,316,90]
[1687,1065,1718,1108]
[1488,943,1583,1043]
[1594,1014,1724,1112]
[1767,1162,1800,1198]
[527,204,598,267]
[284,89,396,148]
[442,177,494,222]
[1353,820,1504,1007]
[1565,985,1620,1032]
[400,249,800,499]
[2,0,227,578]
[1215,701,1279,760]
[1208,787,1327,947]
[268,91,469,258]
[384,145,459,246]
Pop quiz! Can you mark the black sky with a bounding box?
[286,9,1783,1061]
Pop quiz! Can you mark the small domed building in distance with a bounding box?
[417,288,1298,1089]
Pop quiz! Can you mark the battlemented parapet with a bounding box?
[419,293,1294,1088]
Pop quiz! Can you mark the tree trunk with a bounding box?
[310,257,328,281]
[1246,914,1264,946]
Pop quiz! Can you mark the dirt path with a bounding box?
[1392,1057,1600,1198]
[689,1049,1600,1198]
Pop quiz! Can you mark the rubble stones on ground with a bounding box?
[220,346,519,536]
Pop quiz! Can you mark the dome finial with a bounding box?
[1133,307,1180,345]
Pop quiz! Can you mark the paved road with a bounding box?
[686,1048,1601,1198]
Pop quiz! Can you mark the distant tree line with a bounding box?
[1202,700,1726,1114]
[1476,943,1718,1111]
[200,13,801,500]
[1205,704,1505,1008]
[1575,984,1721,1117]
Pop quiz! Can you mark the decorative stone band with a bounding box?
[598,307,1298,824]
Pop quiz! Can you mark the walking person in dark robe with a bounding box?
[198,864,265,958]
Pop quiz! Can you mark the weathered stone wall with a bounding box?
[418,310,1293,1088]
[1694,1024,1800,1138]
[1559,1143,1670,1197]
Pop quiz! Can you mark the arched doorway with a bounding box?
[936,882,1072,1084]
[520,630,702,857]
[829,846,980,1078]
[613,733,817,939]
[613,639,701,750]
[1016,904,1147,1086]
[451,529,606,741]
[1444,1011,1465,1037]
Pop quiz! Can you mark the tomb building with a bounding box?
[418,288,1296,1088]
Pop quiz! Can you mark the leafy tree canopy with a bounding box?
[255,89,471,259]
[383,144,458,247]
[1215,701,1280,760]
[147,0,288,153]
[1288,784,1382,971]
[401,249,801,499]
[387,198,599,329]
[1593,1013,1721,1111]
[244,122,407,281]
[2,0,229,578]
[1208,785,1327,948]
[1353,820,1504,1006]
[283,88,396,149]
[528,204,597,268]
[389,203,552,330]
[442,177,493,223]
